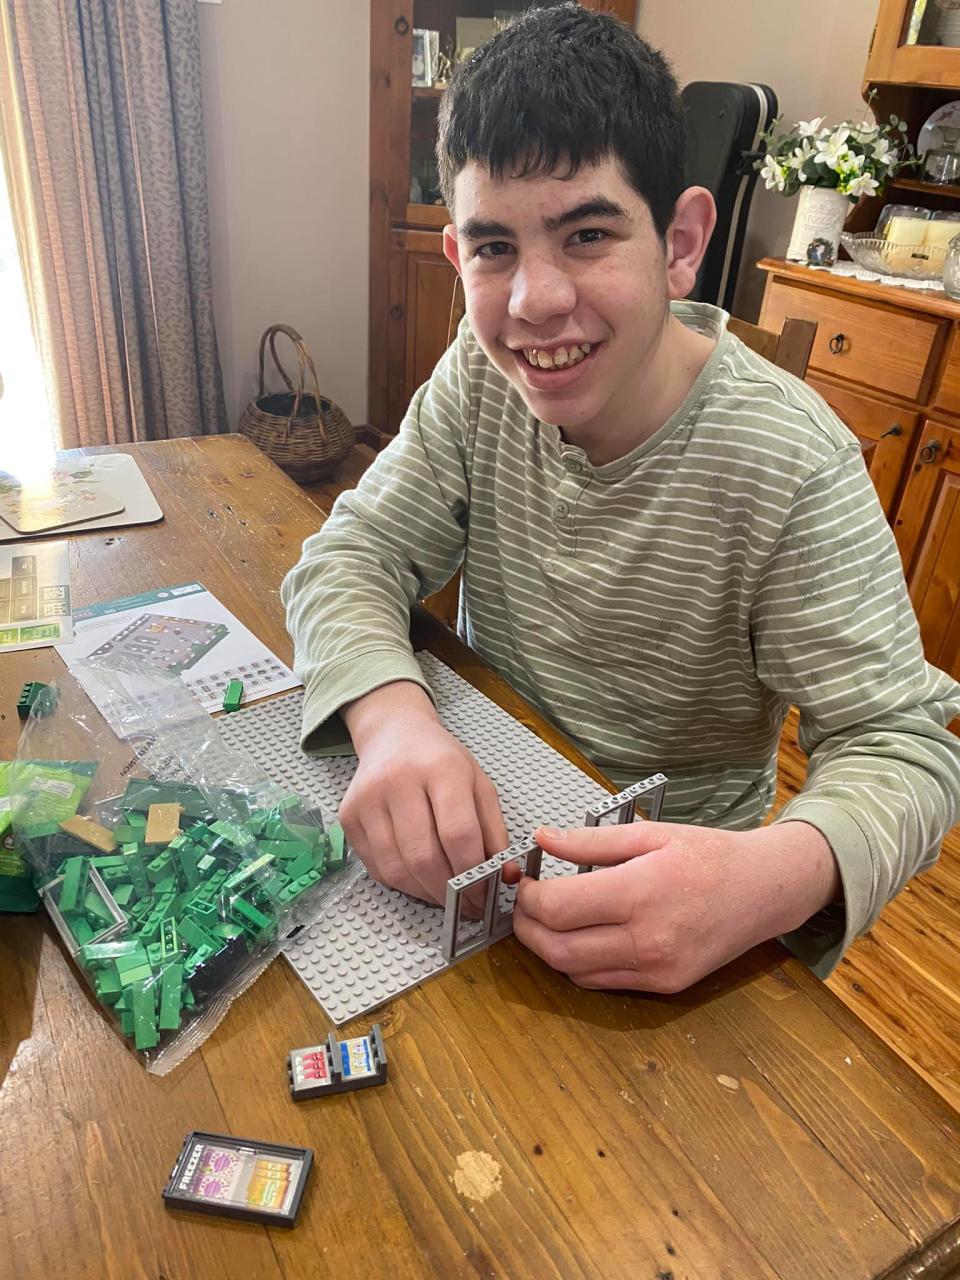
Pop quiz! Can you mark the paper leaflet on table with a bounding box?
[0,541,73,652]
[55,581,300,733]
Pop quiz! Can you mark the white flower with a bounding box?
[798,116,825,137]
[851,120,881,142]
[816,127,854,171]
[790,139,816,172]
[760,154,787,192]
[840,171,879,198]
[870,135,896,168]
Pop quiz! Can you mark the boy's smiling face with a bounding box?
[443,156,712,447]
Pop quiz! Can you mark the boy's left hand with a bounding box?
[511,819,840,994]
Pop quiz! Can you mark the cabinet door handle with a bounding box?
[919,440,942,465]
[880,423,903,438]
[828,333,846,355]
[395,15,409,35]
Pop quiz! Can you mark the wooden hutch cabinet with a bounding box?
[759,0,960,691]
[368,0,638,437]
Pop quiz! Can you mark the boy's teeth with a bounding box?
[524,343,590,370]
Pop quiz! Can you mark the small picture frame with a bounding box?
[162,1131,313,1227]
[411,28,432,88]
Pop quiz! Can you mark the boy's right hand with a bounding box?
[339,681,509,905]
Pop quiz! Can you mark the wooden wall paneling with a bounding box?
[807,377,921,517]
[401,228,461,406]
[370,2,415,430]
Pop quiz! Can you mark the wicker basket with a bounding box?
[238,324,354,482]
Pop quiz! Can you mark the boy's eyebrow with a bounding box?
[458,196,629,241]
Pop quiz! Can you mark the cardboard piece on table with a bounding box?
[0,454,162,543]
[0,466,124,533]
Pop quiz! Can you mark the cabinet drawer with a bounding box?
[807,378,920,518]
[761,280,945,402]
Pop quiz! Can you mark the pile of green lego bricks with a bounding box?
[0,760,98,914]
[21,774,344,1055]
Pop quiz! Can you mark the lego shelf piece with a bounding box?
[215,655,664,1024]
[578,774,668,872]
[441,841,542,963]
[288,1023,387,1100]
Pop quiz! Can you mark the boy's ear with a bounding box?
[665,187,717,301]
[443,224,462,274]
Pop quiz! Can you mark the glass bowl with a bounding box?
[839,231,948,281]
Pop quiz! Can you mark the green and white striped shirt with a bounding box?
[282,302,960,975]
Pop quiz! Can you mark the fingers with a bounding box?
[346,806,435,903]
[388,786,457,905]
[512,906,637,977]
[534,821,672,867]
[515,862,633,930]
[474,771,510,859]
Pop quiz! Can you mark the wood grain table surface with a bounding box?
[2,434,960,1280]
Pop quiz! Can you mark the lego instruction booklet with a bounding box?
[55,581,299,725]
[0,541,73,653]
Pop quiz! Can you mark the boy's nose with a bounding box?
[508,260,576,325]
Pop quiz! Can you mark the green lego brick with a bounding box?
[160,918,182,960]
[327,824,346,871]
[283,850,317,882]
[259,839,309,860]
[117,962,153,988]
[230,896,271,933]
[17,681,57,720]
[81,888,114,927]
[277,867,322,905]
[111,824,140,844]
[177,916,216,952]
[119,1009,134,1037]
[158,963,184,1031]
[176,842,201,889]
[94,970,122,1003]
[183,984,195,1008]
[210,921,245,943]
[131,979,159,1050]
[224,852,274,892]
[81,938,142,966]
[146,851,173,883]
[111,883,135,907]
[258,873,288,903]
[59,857,89,914]
[222,679,243,713]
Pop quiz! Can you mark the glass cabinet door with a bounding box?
[869,0,960,83]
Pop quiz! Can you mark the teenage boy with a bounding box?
[283,6,960,992]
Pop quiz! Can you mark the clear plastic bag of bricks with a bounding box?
[10,657,363,1075]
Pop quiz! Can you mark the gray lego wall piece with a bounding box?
[217,652,612,1023]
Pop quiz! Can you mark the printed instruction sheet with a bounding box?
[56,581,299,717]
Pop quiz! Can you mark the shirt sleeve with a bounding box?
[750,442,960,976]
[281,325,476,753]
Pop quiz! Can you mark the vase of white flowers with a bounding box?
[756,111,915,265]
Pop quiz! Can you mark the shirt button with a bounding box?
[554,500,569,518]
[563,456,584,475]
[542,558,556,574]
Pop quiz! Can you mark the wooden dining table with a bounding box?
[2,433,960,1280]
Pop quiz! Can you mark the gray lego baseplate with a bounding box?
[217,653,617,1023]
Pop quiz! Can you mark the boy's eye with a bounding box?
[475,241,514,260]
[572,228,608,246]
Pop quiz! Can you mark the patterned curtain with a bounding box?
[0,0,227,448]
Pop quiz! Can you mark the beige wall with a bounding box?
[637,0,879,318]
[198,1,369,428]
